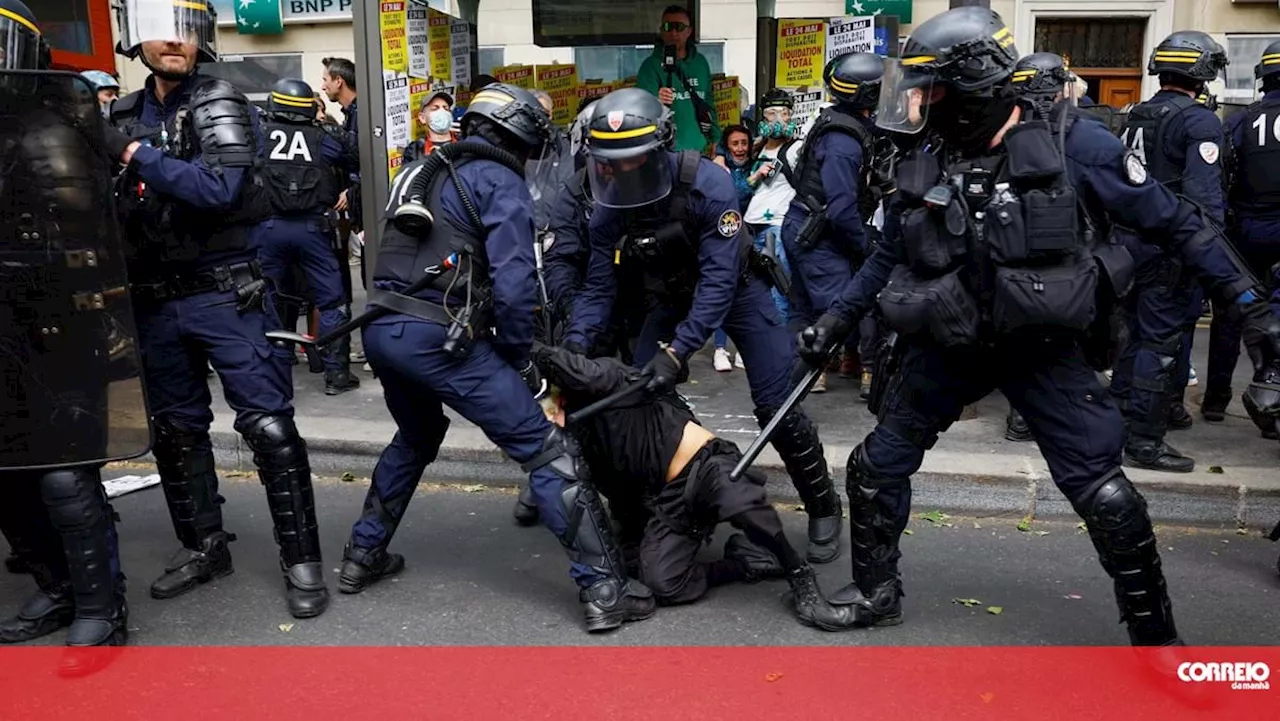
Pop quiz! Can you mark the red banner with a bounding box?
[3,646,1275,719]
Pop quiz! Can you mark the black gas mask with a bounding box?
[933,92,1018,156]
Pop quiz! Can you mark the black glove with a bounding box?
[642,345,685,394]
[797,313,852,368]
[518,360,548,400]
[1239,294,1280,373]
[100,117,134,162]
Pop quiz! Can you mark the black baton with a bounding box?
[264,272,440,351]
[566,381,649,426]
[729,362,826,481]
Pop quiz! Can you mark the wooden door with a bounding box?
[1099,78,1142,109]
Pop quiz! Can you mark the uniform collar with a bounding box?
[144,72,199,112]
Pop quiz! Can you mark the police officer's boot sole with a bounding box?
[0,587,75,643]
[581,579,656,634]
[149,534,236,600]
[1122,443,1195,474]
[338,552,406,594]
[806,515,843,564]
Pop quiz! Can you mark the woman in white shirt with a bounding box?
[744,89,802,327]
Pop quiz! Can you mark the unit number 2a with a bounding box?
[1252,113,1280,145]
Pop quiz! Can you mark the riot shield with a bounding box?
[0,70,152,471]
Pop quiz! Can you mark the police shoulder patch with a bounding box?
[1123,152,1148,186]
[1198,141,1220,165]
[717,210,742,238]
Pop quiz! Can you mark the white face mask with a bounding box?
[428,108,453,133]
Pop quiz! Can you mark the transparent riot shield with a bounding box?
[0,70,151,471]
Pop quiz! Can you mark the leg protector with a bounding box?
[832,444,908,625]
[151,421,224,549]
[755,405,842,563]
[40,469,127,646]
[1070,470,1179,646]
[1125,334,1181,441]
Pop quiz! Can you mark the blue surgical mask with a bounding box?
[428,108,453,133]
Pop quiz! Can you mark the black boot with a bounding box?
[323,320,361,396]
[242,414,330,619]
[338,543,406,594]
[788,566,866,631]
[0,571,73,643]
[512,482,539,527]
[40,469,128,648]
[1073,471,1180,646]
[580,577,656,633]
[1005,408,1033,442]
[757,407,843,564]
[1167,402,1193,430]
[829,446,905,627]
[150,424,234,599]
[1199,387,1232,422]
[723,533,786,582]
[1123,437,1194,473]
[5,552,28,575]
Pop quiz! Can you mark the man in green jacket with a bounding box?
[636,5,720,153]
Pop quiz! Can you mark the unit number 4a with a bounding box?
[1252,113,1280,146]
[1119,128,1147,165]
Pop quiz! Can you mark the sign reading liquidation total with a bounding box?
[775,19,825,88]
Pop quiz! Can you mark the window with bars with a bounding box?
[1034,18,1147,69]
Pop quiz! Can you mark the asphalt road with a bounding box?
[3,472,1278,647]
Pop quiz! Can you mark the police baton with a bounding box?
[565,381,649,426]
[729,360,828,482]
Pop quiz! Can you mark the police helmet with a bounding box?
[114,0,219,65]
[461,82,552,155]
[584,87,675,209]
[824,52,884,109]
[1147,31,1227,84]
[1009,52,1071,99]
[1254,39,1280,87]
[80,70,120,92]
[568,99,597,161]
[268,78,318,122]
[0,0,49,72]
[877,7,1019,134]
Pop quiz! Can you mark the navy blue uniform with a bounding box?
[1109,90,1225,463]
[1204,89,1280,408]
[351,137,610,588]
[567,152,844,563]
[782,117,871,332]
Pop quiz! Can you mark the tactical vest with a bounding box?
[1234,99,1280,212]
[375,157,488,301]
[1118,93,1200,193]
[879,112,1100,347]
[109,76,262,275]
[255,119,339,215]
[786,107,879,223]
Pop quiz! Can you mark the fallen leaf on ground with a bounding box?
[1016,516,1033,532]
[341,472,356,483]
[1235,527,1247,535]
[1076,522,1088,532]
[1207,466,1224,474]
[225,470,252,478]
[972,522,982,529]
[278,623,294,633]
[903,529,914,536]
[952,598,982,608]
[765,673,783,682]
[1034,531,1050,537]
[986,606,1003,615]
[920,511,951,524]
[459,484,486,493]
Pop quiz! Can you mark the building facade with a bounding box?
[47,0,1280,110]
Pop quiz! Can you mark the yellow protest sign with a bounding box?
[713,76,740,127]
[577,80,614,106]
[494,64,535,89]
[409,79,432,141]
[388,148,404,181]
[428,9,452,82]
[536,64,579,126]
[379,2,407,74]
[776,19,825,88]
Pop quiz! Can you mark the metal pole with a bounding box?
[755,0,777,112]
[353,0,391,291]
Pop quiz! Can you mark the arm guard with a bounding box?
[189,79,257,168]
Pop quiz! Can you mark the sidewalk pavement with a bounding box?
[181,321,1280,529]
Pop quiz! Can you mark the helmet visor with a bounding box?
[0,13,41,71]
[875,59,938,135]
[117,0,218,59]
[587,147,672,209]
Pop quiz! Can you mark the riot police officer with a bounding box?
[102,0,330,619]
[339,84,656,633]
[797,6,1280,644]
[782,52,886,396]
[254,77,361,395]
[0,0,139,665]
[1110,31,1229,472]
[566,87,845,564]
[1205,40,1280,429]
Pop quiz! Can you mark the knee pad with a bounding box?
[239,413,308,472]
[414,413,452,467]
[557,474,625,578]
[39,468,108,532]
[844,444,908,502]
[1071,470,1152,544]
[1242,372,1280,437]
[153,421,212,456]
[520,426,588,483]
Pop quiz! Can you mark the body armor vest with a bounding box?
[255,120,338,215]
[1234,99,1280,212]
[109,77,261,279]
[880,110,1101,347]
[375,157,488,300]
[615,151,704,304]
[1118,94,1199,193]
[788,108,880,223]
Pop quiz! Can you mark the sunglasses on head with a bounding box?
[661,21,689,32]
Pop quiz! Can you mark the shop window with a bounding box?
[199,54,306,103]
[1034,18,1146,69]
[44,0,115,72]
[1225,34,1280,104]
[573,42,723,83]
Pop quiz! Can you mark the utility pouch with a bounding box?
[878,265,981,347]
[991,259,1098,334]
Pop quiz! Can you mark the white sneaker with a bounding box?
[734,352,745,369]
[1187,365,1198,386]
[713,347,732,372]
[363,362,373,372]
[811,372,828,393]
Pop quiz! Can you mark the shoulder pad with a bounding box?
[108,90,144,123]
[189,80,256,168]
[676,150,700,187]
